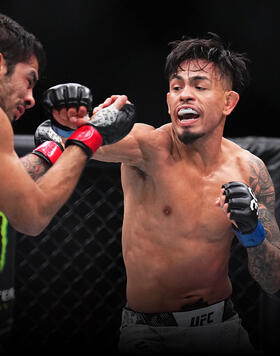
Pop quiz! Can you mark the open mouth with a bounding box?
[177,108,200,122]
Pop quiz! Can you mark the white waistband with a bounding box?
[172,301,225,327]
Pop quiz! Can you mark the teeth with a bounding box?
[178,108,198,116]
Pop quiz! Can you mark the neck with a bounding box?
[171,127,224,173]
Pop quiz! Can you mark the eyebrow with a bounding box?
[170,73,211,83]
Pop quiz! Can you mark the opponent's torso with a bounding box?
[121,128,251,312]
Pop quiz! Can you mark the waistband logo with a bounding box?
[190,311,214,326]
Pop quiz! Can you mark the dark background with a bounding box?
[1,0,280,137]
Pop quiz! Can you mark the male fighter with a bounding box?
[0,13,134,237]
[49,33,280,353]
[0,13,135,353]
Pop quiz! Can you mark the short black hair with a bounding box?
[165,32,250,93]
[0,13,46,76]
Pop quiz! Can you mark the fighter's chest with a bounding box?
[150,165,243,236]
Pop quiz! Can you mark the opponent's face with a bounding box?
[0,54,38,123]
[166,59,239,144]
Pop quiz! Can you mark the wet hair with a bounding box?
[0,13,46,76]
[165,32,250,93]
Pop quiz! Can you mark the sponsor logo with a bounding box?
[0,212,8,272]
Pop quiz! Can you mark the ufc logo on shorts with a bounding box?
[190,312,214,326]
[173,300,224,327]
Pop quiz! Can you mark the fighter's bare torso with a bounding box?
[120,123,252,313]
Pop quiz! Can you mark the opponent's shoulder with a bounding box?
[0,108,14,152]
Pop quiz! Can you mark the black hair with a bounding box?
[0,13,46,76]
[165,32,250,93]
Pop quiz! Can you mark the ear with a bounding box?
[223,90,239,116]
[166,92,171,114]
[0,53,7,76]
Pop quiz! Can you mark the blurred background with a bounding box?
[1,0,279,138]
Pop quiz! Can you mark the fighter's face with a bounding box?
[0,54,38,123]
[166,59,238,144]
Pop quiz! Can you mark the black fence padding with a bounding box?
[9,135,280,353]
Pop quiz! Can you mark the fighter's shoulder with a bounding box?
[223,137,266,171]
[132,122,171,145]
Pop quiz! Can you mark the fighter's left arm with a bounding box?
[246,155,280,294]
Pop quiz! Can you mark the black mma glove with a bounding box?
[32,120,64,165]
[41,83,93,137]
[65,102,135,157]
[222,181,265,247]
[42,83,135,159]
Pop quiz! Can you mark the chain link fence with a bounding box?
[6,135,280,353]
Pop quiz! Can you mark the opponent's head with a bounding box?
[165,33,250,144]
[0,13,46,123]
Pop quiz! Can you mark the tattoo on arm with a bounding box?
[249,155,279,245]
[247,154,280,293]
[20,154,49,181]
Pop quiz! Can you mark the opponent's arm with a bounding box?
[20,119,65,181]
[20,154,49,181]
[0,109,87,236]
[0,90,130,236]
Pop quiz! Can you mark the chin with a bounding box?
[178,131,205,144]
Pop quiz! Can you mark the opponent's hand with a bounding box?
[216,181,265,247]
[34,120,64,148]
[41,83,93,135]
[32,120,64,166]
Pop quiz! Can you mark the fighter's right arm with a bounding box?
[92,122,156,167]
[52,94,156,168]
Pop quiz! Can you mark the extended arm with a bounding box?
[51,93,155,167]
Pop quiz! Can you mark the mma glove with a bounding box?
[32,120,64,166]
[41,82,93,137]
[41,83,135,159]
[222,181,266,247]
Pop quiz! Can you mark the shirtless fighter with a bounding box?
[50,33,280,354]
[0,13,135,236]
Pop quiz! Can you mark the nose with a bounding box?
[24,89,35,109]
[180,86,194,102]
